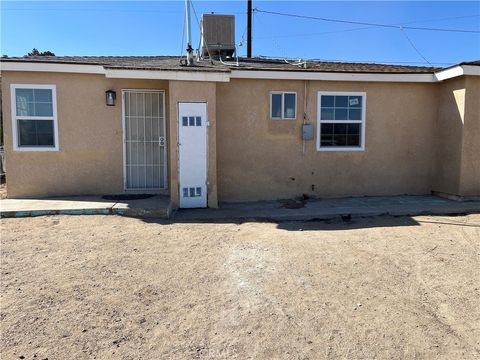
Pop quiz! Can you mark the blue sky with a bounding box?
[1,1,479,65]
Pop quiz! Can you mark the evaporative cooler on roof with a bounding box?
[201,14,235,59]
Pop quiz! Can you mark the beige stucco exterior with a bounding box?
[216,79,438,201]
[433,76,480,198]
[1,71,169,198]
[1,68,479,206]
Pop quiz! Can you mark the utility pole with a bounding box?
[247,0,252,58]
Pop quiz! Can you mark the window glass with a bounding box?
[348,108,362,121]
[321,107,334,120]
[35,103,53,117]
[196,187,202,196]
[321,95,334,107]
[34,89,53,102]
[16,88,53,117]
[195,116,201,126]
[189,116,195,126]
[335,96,348,107]
[320,123,360,147]
[18,119,54,147]
[271,93,282,118]
[182,116,188,126]
[334,108,348,120]
[283,93,296,118]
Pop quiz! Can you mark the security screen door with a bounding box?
[123,90,167,190]
[178,102,208,208]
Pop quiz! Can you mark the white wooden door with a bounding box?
[178,102,208,208]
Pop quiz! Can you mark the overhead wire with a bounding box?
[399,27,433,65]
[254,8,480,34]
[252,8,479,65]
[254,14,480,40]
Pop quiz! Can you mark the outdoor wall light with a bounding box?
[105,90,116,106]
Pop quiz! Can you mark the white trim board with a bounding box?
[105,69,230,82]
[0,61,229,82]
[435,65,480,81]
[230,70,437,83]
[1,62,105,74]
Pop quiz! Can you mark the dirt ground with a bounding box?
[1,214,479,359]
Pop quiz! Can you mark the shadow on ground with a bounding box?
[139,214,425,231]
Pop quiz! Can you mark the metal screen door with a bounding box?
[123,90,167,190]
[178,102,208,208]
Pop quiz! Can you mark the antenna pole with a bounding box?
[247,0,252,58]
[185,0,194,65]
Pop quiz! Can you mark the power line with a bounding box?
[400,29,432,65]
[254,8,480,34]
[3,7,248,14]
[253,14,480,40]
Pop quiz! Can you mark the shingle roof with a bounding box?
[1,55,445,74]
[460,60,480,66]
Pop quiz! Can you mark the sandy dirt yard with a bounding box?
[1,214,479,359]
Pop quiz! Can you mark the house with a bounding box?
[0,55,479,209]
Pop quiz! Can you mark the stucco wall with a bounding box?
[216,79,438,201]
[2,70,477,202]
[459,76,480,196]
[433,76,480,198]
[2,71,168,198]
[432,77,465,196]
[168,80,218,209]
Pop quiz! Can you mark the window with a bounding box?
[270,92,296,120]
[317,92,366,151]
[183,187,202,197]
[11,84,58,151]
[182,116,202,127]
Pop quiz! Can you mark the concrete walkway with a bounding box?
[174,195,480,222]
[0,195,172,219]
[1,194,479,221]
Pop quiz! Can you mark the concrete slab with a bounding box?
[173,195,480,222]
[2,194,479,222]
[0,195,171,219]
[112,196,172,218]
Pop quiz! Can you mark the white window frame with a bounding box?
[10,84,59,152]
[317,91,366,152]
[270,91,297,120]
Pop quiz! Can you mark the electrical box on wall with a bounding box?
[302,124,314,140]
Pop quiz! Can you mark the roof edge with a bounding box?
[2,58,479,82]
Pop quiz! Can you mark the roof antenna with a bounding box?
[247,0,252,58]
[185,0,194,66]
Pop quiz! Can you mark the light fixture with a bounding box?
[105,90,116,106]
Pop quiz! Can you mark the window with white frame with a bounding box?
[11,84,58,151]
[317,92,366,151]
[270,92,296,120]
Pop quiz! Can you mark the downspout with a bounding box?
[303,80,308,155]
